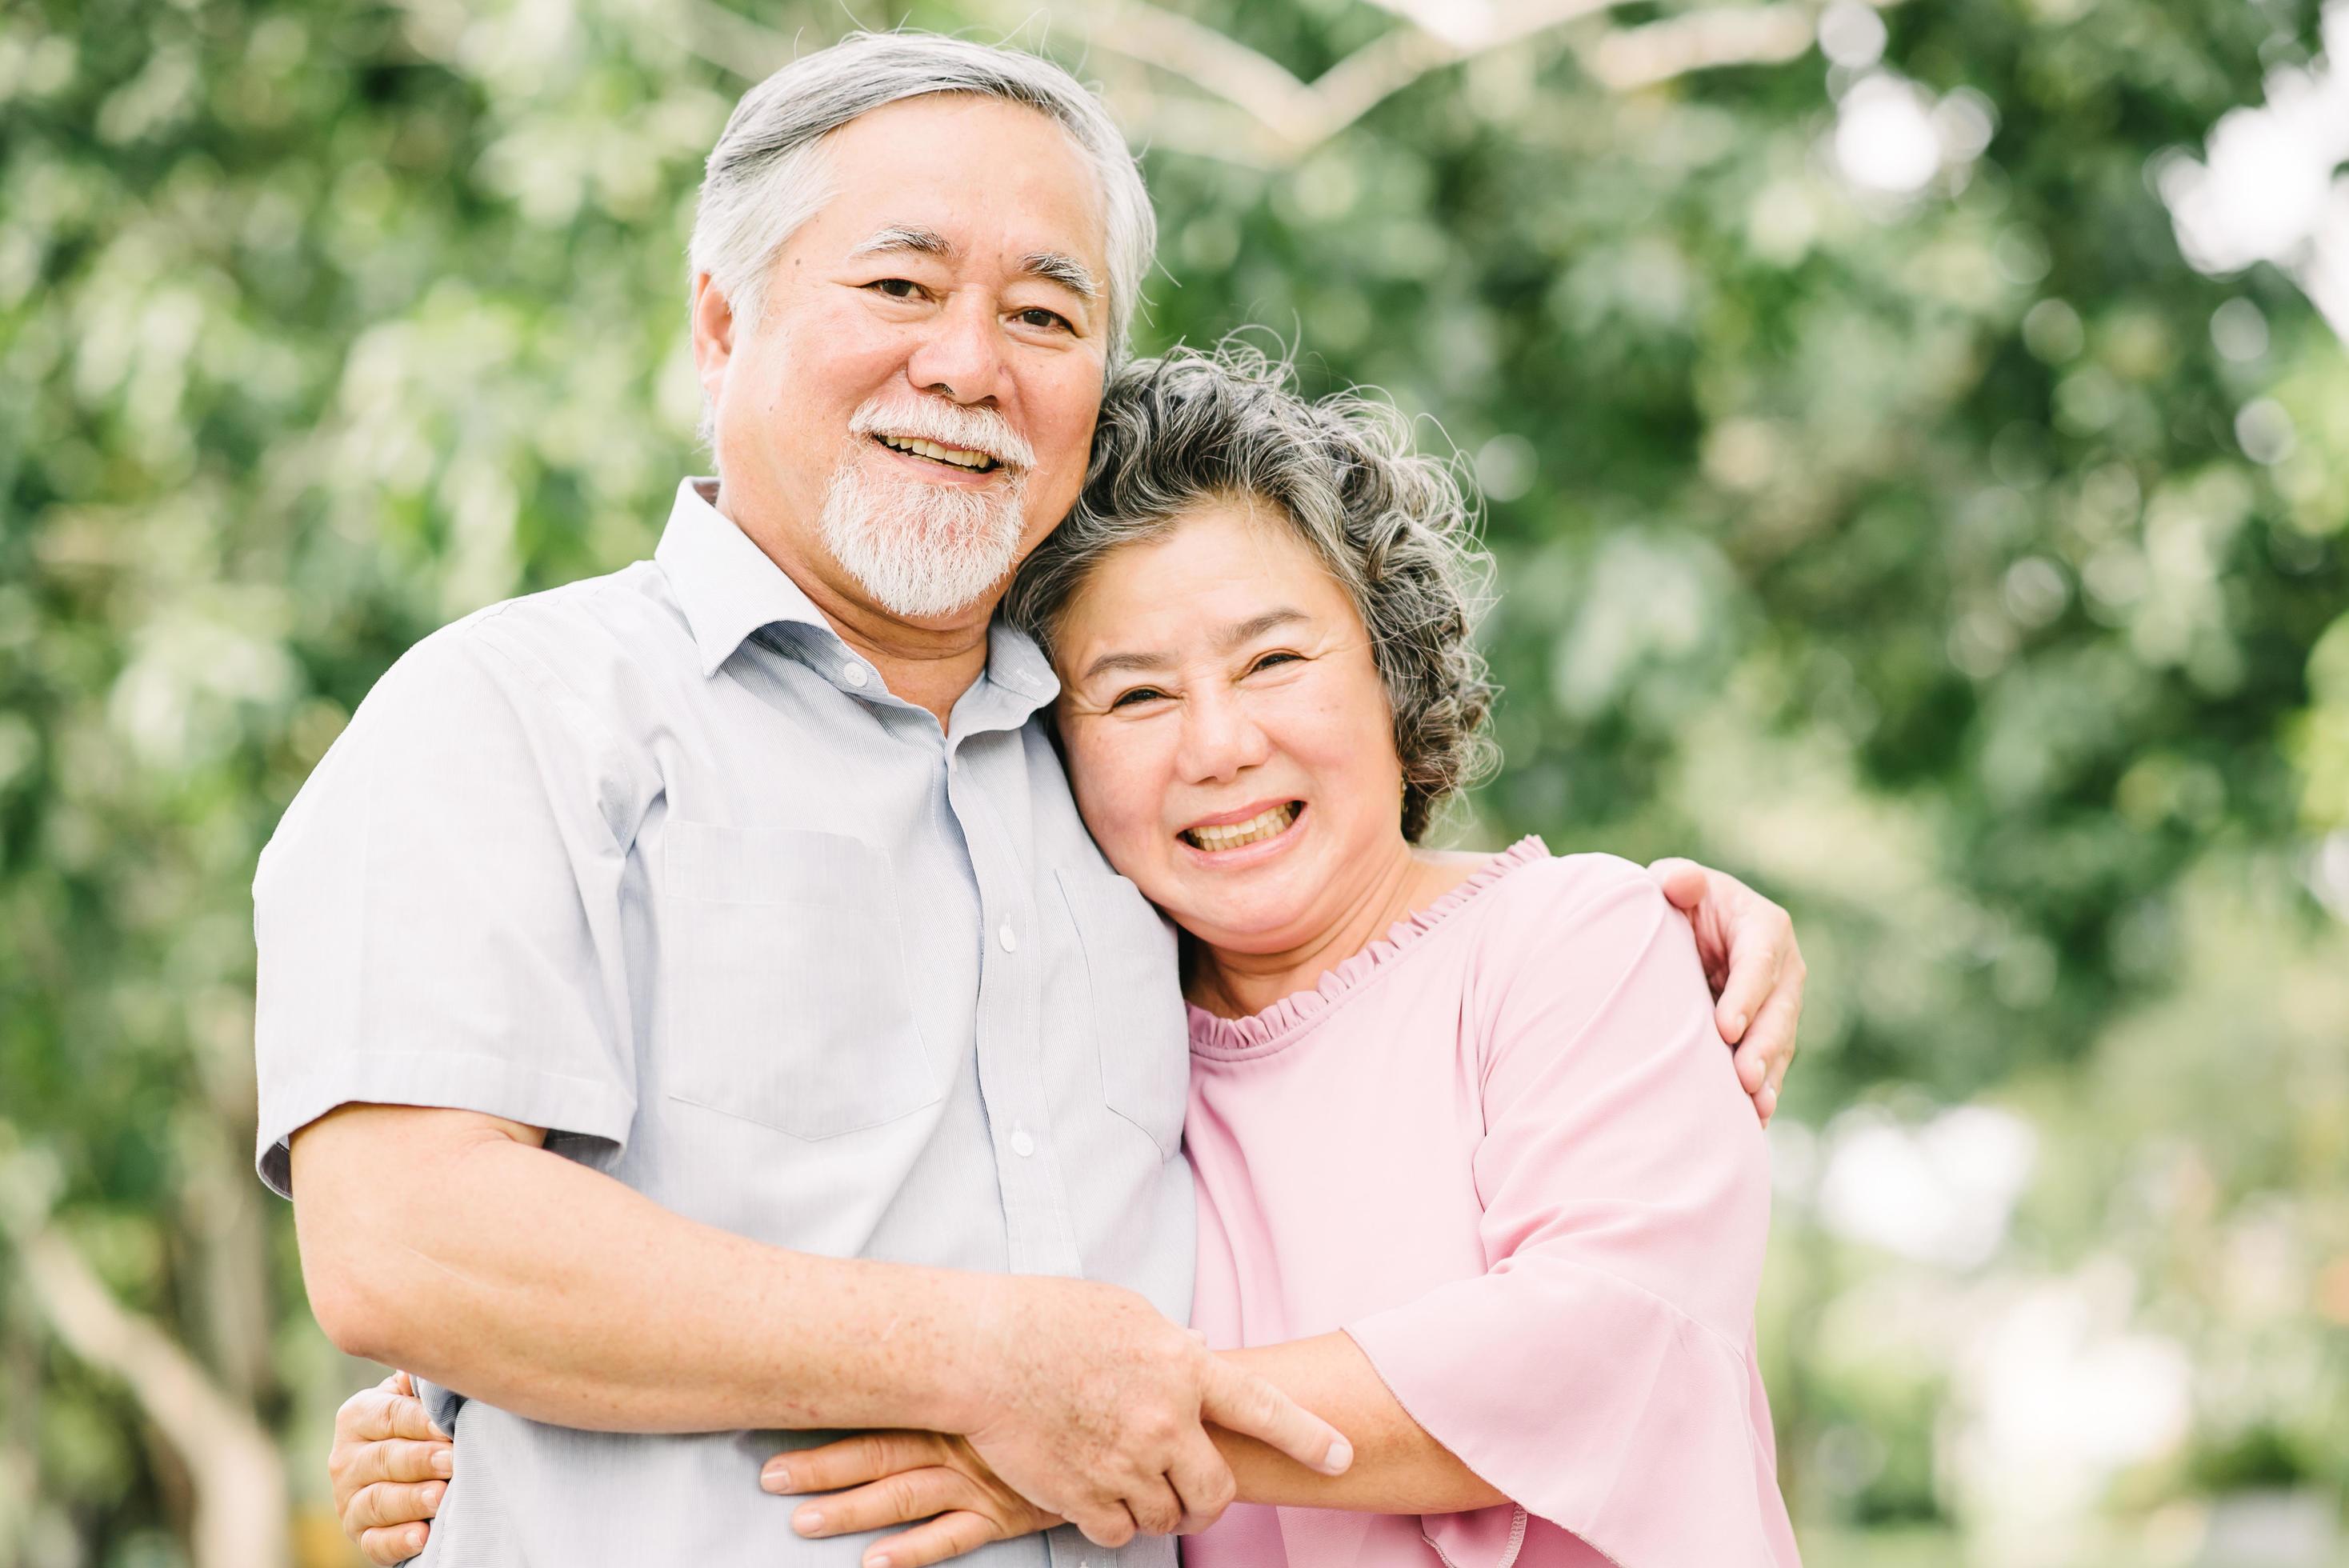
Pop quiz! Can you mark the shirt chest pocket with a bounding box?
[665,821,940,1140]
[1057,868,1191,1157]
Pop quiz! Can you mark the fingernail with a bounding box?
[792,1507,824,1535]
[406,1528,426,1553]
[422,1483,444,1508]
[1323,1437,1354,1474]
[1759,1087,1778,1118]
[1728,1011,1750,1040]
[866,1554,892,1568]
[432,1449,453,1477]
[761,1462,794,1493]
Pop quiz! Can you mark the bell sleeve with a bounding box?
[1341,855,1798,1568]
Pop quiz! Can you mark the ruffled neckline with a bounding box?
[1186,835,1550,1060]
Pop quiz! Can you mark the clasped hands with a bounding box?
[331,1274,1347,1566]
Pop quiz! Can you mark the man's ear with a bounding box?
[690,273,736,407]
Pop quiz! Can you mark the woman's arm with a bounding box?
[1209,1334,1503,1511]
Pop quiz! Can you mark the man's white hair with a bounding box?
[690,30,1155,362]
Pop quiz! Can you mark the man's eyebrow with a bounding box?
[1078,610,1311,685]
[1020,251,1099,302]
[849,225,954,260]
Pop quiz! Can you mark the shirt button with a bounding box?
[842,660,869,687]
[1010,1124,1036,1158]
[997,924,1018,953]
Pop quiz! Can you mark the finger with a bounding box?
[1646,857,1707,910]
[341,1437,455,1493]
[1733,974,1803,1106]
[339,1386,446,1445]
[866,1510,1002,1568]
[1121,1475,1184,1537]
[765,1431,942,1495]
[791,1467,973,1538]
[343,1479,446,1535]
[382,1370,447,1437]
[1167,1430,1237,1532]
[1712,920,1789,1053]
[1066,1498,1138,1550]
[1200,1358,1352,1476]
[357,1522,430,1566]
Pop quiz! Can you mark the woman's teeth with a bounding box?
[1183,803,1299,852]
[878,434,995,470]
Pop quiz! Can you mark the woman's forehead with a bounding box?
[1057,507,1365,676]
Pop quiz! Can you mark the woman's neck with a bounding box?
[1185,842,1487,1021]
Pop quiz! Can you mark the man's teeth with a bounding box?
[878,433,994,470]
[1183,803,1299,851]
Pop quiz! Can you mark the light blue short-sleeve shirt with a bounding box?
[254,479,1194,1567]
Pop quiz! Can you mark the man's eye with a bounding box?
[867,278,922,300]
[1015,307,1072,331]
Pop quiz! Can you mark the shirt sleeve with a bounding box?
[1341,855,1797,1568]
[252,617,642,1198]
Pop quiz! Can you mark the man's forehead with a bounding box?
[813,97,1111,266]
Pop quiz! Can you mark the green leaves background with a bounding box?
[2,0,2343,1562]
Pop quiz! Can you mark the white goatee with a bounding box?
[818,397,1035,618]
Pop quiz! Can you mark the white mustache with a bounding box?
[849,396,1035,471]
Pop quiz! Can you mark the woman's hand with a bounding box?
[327,1370,451,1565]
[762,1431,1065,1568]
[1647,858,1807,1123]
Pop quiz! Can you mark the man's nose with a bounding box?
[1177,687,1272,784]
[905,294,1012,405]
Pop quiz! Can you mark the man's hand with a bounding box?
[1647,858,1806,1124]
[944,1275,1351,1549]
[767,1431,1059,1568]
[328,1370,452,1565]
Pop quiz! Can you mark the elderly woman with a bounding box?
[331,349,1801,1568]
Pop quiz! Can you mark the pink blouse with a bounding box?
[1182,841,1800,1568]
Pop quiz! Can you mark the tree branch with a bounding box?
[1579,4,1817,91]
[0,1147,288,1568]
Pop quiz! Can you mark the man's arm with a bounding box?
[292,1103,1351,1549]
[291,1105,984,1434]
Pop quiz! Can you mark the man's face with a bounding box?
[694,94,1114,628]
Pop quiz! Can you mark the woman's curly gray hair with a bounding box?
[1004,346,1499,842]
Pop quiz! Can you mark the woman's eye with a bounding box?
[1110,686,1167,710]
[1248,652,1302,674]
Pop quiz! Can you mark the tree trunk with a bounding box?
[13,1226,289,1568]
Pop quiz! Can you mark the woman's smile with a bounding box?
[1177,799,1306,858]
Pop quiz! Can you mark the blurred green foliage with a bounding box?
[3,0,2345,1563]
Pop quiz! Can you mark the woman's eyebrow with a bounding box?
[1217,609,1309,650]
[1079,648,1172,683]
[1078,610,1311,685]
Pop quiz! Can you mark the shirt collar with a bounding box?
[654,478,836,678]
[651,478,1062,718]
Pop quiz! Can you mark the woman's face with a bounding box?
[1052,499,1410,954]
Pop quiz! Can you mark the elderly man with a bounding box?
[261,30,1806,1568]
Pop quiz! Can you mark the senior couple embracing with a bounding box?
[258,31,1808,1568]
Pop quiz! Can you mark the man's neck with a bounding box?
[712,481,996,729]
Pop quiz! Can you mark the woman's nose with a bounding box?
[905,295,1012,405]
[1177,688,1272,782]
